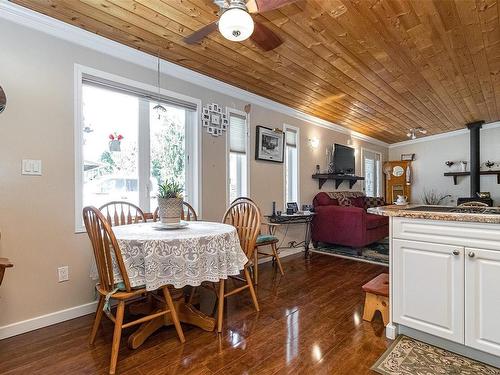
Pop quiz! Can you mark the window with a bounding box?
[227,110,249,204]
[75,68,200,230]
[284,125,299,205]
[362,149,382,197]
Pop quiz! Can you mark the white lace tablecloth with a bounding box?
[111,221,247,291]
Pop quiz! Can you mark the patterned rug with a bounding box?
[372,335,500,375]
[313,238,389,265]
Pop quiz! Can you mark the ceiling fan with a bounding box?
[184,0,297,51]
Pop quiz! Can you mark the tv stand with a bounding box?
[312,173,365,189]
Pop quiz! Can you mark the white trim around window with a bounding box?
[74,64,202,232]
[360,147,383,198]
[226,108,250,205]
[283,124,300,208]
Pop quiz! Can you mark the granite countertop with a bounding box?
[368,204,500,224]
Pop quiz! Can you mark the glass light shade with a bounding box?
[153,103,167,120]
[218,8,254,42]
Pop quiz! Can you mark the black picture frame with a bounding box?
[401,153,415,161]
[255,126,284,163]
[287,202,299,213]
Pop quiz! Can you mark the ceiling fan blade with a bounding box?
[250,22,282,51]
[184,22,218,44]
[247,0,298,13]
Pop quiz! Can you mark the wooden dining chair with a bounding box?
[99,201,147,227]
[216,200,261,333]
[0,258,13,286]
[231,197,284,284]
[152,201,198,222]
[83,206,185,375]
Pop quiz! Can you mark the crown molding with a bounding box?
[389,121,500,148]
[0,0,388,148]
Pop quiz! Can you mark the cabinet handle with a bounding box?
[452,250,460,256]
[468,251,475,258]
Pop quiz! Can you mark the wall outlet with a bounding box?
[58,266,69,282]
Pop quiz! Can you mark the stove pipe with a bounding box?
[466,121,484,197]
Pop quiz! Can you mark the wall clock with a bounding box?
[0,85,6,113]
[202,103,228,137]
[392,166,404,177]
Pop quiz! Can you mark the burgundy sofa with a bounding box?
[312,192,388,248]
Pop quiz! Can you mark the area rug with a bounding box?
[372,335,500,375]
[313,238,389,265]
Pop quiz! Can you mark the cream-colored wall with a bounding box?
[0,19,387,328]
[389,123,500,205]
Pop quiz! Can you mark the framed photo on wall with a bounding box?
[255,126,284,163]
[401,153,415,161]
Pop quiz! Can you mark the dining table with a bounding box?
[111,221,247,349]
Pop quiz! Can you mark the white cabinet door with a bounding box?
[393,239,464,343]
[465,247,500,356]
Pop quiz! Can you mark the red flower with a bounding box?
[108,134,115,140]
[117,134,123,140]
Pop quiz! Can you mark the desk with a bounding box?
[266,212,315,257]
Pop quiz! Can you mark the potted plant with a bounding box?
[157,179,183,224]
[108,133,123,152]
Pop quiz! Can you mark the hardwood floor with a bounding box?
[0,253,390,374]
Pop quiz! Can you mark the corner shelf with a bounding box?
[443,170,500,185]
[312,174,365,189]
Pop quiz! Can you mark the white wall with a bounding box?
[389,123,500,205]
[0,12,387,334]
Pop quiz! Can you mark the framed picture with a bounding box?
[287,202,298,213]
[401,153,415,161]
[255,126,284,163]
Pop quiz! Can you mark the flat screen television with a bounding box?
[333,144,355,174]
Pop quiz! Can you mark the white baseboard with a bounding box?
[0,300,97,340]
[0,248,303,341]
[385,323,398,340]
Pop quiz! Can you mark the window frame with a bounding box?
[283,124,300,208]
[360,147,383,198]
[74,64,202,232]
[226,108,250,206]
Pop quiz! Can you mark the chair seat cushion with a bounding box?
[115,282,146,291]
[366,213,388,229]
[256,234,279,245]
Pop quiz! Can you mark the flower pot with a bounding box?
[158,197,183,224]
[109,139,121,152]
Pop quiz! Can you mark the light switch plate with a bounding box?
[22,159,42,175]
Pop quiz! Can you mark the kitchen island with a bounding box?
[369,205,500,367]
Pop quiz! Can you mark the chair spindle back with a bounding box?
[83,206,132,293]
[99,201,146,227]
[223,201,261,259]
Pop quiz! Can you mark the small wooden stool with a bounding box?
[362,273,389,326]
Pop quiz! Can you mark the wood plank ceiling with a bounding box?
[11,0,500,143]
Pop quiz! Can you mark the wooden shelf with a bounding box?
[312,174,365,189]
[443,170,500,185]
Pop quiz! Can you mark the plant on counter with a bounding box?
[421,189,451,205]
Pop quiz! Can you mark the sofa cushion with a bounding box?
[364,196,386,209]
[351,196,365,208]
[313,192,339,207]
[326,191,365,206]
[366,213,388,229]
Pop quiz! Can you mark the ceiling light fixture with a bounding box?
[153,50,167,120]
[406,127,427,140]
[218,0,254,42]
